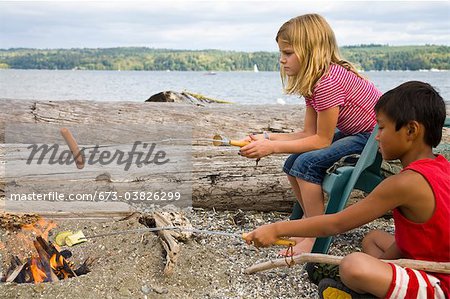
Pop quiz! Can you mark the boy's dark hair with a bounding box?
[374,81,446,147]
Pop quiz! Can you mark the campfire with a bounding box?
[1,216,92,284]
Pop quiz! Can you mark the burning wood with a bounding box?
[1,216,93,284]
[2,236,92,284]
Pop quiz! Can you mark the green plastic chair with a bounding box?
[289,125,384,253]
[312,125,383,253]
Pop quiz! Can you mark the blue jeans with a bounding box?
[283,131,371,185]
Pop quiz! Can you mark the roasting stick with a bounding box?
[57,130,249,170]
[60,128,85,169]
[244,253,450,274]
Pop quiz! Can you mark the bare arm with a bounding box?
[245,173,415,247]
[240,106,339,158]
[268,106,318,141]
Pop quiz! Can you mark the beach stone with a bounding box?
[146,91,209,105]
[141,285,151,294]
[146,90,231,105]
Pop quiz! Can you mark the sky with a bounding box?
[0,0,449,51]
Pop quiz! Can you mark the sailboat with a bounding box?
[253,64,259,72]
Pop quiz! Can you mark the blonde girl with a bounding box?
[240,14,382,255]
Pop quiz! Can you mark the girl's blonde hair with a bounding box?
[276,14,363,97]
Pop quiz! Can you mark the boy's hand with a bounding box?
[244,223,279,248]
[239,135,274,159]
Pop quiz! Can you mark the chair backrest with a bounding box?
[312,126,383,253]
[332,125,381,212]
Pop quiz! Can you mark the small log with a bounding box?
[4,258,26,282]
[33,239,60,282]
[244,253,450,274]
[36,236,78,279]
[74,257,94,276]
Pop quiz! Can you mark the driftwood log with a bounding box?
[0,99,303,214]
[1,99,448,216]
[244,253,450,275]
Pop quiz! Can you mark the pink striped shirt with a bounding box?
[305,64,382,135]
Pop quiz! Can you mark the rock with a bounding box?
[141,285,151,294]
[145,90,230,105]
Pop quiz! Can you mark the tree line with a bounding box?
[0,45,448,71]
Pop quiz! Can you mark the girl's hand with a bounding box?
[239,135,274,159]
[244,223,279,248]
[238,133,263,145]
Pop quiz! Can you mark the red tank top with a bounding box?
[393,155,450,295]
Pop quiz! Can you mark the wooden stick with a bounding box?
[244,253,450,275]
[60,127,84,169]
[5,262,26,283]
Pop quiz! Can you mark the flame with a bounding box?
[50,253,72,279]
[2,216,88,284]
[30,257,47,284]
[6,217,61,283]
[49,254,58,270]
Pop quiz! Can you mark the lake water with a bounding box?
[0,69,449,105]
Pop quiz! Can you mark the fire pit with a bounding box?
[1,216,92,284]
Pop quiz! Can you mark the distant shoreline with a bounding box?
[1,45,448,71]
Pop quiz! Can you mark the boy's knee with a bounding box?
[361,230,378,252]
[361,230,388,253]
[339,252,368,282]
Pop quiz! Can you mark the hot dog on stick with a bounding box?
[60,127,85,169]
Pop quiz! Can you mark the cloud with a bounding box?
[0,1,448,50]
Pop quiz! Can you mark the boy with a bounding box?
[245,81,449,298]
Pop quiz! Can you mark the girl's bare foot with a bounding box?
[278,237,316,256]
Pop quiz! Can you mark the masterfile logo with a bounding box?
[26,141,170,171]
[4,123,193,213]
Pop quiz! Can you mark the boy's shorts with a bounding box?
[283,131,371,184]
[385,263,446,299]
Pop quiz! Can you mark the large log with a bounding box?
[0,99,304,212]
